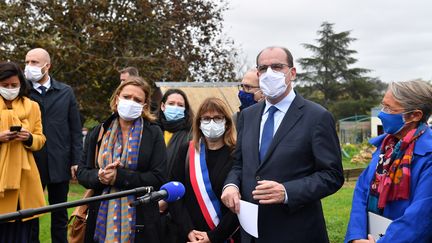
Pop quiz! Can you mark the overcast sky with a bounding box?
[223,0,432,82]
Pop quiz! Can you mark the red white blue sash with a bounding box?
[189,141,222,229]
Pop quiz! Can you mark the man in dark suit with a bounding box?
[25,48,83,243]
[221,46,344,243]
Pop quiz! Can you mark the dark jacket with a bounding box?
[165,129,190,176]
[157,115,192,176]
[225,94,344,243]
[29,77,83,184]
[76,114,167,243]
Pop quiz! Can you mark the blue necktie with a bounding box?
[39,86,47,96]
[260,106,278,162]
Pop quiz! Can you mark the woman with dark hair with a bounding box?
[0,62,46,242]
[157,89,194,243]
[77,76,167,243]
[169,97,240,243]
[158,88,194,175]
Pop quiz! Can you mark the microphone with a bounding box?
[130,181,185,206]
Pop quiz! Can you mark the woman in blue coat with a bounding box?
[345,80,432,243]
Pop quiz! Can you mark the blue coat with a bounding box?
[225,94,344,243]
[29,77,83,184]
[345,128,432,243]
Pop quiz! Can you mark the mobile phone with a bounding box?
[10,126,22,132]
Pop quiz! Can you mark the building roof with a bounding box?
[156,82,241,115]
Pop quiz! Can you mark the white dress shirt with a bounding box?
[32,77,51,94]
[259,89,296,149]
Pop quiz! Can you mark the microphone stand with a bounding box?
[0,186,153,223]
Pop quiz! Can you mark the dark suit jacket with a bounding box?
[29,77,83,185]
[224,93,344,243]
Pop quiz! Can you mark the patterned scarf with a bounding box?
[368,123,427,212]
[94,118,143,243]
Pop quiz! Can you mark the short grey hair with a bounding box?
[389,80,432,123]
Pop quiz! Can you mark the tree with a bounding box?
[297,22,385,120]
[0,0,237,121]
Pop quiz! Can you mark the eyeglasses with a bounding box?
[239,84,260,92]
[380,104,405,114]
[257,63,290,73]
[200,115,225,124]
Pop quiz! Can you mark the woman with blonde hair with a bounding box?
[169,97,239,243]
[77,77,167,243]
[0,62,46,242]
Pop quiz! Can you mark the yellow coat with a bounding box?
[0,97,46,220]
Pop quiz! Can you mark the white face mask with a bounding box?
[117,98,144,121]
[259,67,288,99]
[0,87,20,101]
[24,64,47,83]
[200,120,226,139]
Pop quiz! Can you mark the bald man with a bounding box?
[25,48,83,243]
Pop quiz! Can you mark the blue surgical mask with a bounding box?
[163,105,185,121]
[238,90,257,110]
[378,111,405,134]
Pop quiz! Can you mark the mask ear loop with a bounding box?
[253,89,265,102]
[402,110,423,123]
[40,63,49,77]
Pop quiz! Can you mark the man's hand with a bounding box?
[221,185,241,214]
[352,234,376,243]
[252,180,285,204]
[71,165,78,180]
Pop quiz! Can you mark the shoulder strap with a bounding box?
[94,125,105,169]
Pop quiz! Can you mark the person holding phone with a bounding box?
[10,125,22,132]
[0,61,46,242]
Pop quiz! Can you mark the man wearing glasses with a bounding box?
[222,46,344,243]
[233,68,265,125]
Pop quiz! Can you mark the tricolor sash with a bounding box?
[189,141,222,229]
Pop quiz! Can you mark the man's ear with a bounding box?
[290,67,297,81]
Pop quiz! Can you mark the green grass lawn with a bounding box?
[39,183,86,243]
[323,181,356,243]
[39,181,356,243]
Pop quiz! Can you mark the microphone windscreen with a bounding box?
[161,181,185,202]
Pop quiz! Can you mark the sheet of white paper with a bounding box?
[237,200,258,238]
[368,212,392,240]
